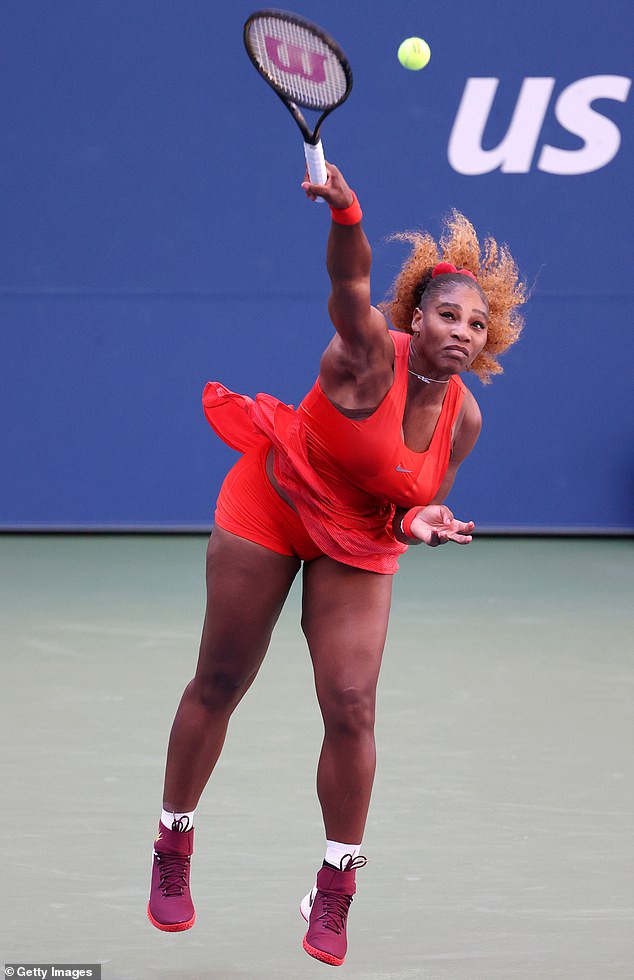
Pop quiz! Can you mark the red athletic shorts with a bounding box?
[215,443,323,562]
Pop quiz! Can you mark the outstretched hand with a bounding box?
[301,161,354,209]
[409,505,475,547]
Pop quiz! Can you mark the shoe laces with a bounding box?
[171,815,191,832]
[315,854,367,934]
[156,853,190,897]
[316,892,353,934]
[339,854,367,872]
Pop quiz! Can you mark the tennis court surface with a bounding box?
[3,534,633,979]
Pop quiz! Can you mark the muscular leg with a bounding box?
[301,557,393,843]
[162,526,300,811]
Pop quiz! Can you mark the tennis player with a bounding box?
[147,161,525,967]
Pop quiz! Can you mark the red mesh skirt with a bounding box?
[203,382,405,575]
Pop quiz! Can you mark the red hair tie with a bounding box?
[431,261,477,282]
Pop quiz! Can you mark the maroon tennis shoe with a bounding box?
[147,820,196,932]
[300,855,367,966]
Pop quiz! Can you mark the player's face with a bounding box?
[411,284,489,372]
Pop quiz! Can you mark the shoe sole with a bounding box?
[146,903,196,932]
[300,894,345,967]
[302,935,345,967]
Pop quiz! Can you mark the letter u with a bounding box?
[448,77,555,175]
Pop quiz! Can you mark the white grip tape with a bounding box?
[304,140,327,190]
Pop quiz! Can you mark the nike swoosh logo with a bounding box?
[395,465,413,473]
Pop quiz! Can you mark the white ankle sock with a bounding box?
[325,839,362,869]
[161,808,195,831]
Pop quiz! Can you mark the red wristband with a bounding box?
[401,507,425,539]
[330,191,363,226]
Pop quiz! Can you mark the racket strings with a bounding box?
[247,16,348,110]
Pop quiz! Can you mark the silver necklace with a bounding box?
[408,369,450,385]
[408,340,451,385]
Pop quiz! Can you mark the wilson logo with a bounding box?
[448,75,631,175]
[264,35,327,82]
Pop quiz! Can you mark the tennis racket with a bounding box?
[243,9,353,188]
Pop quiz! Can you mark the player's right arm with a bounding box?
[301,162,393,391]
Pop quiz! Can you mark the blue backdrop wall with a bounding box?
[2,0,633,530]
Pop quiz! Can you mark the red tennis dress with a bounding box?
[203,330,465,574]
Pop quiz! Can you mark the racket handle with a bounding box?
[304,140,327,201]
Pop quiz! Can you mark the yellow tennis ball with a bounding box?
[397,37,431,71]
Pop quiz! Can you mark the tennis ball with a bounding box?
[397,37,431,71]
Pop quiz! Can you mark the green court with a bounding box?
[3,534,633,979]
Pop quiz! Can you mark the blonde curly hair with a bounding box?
[379,211,527,383]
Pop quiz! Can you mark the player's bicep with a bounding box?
[319,309,393,391]
[431,395,482,504]
[454,394,483,462]
[327,290,388,349]
[430,463,458,504]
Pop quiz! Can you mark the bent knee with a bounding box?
[191,669,252,713]
[321,686,376,737]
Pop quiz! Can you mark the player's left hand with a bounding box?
[409,505,475,546]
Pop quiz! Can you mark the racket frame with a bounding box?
[243,9,353,185]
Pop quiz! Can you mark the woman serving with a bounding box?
[147,162,526,968]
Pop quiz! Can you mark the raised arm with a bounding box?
[302,163,390,360]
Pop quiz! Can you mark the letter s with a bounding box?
[538,75,631,175]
